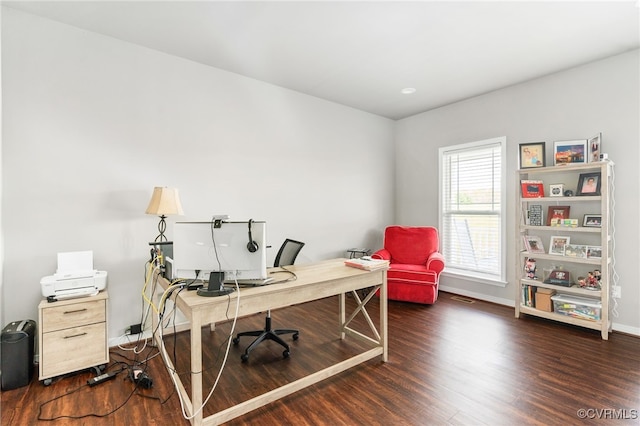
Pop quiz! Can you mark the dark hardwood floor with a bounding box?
[2,291,639,425]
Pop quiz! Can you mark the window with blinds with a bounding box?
[439,137,505,282]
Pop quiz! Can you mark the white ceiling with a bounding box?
[3,1,640,120]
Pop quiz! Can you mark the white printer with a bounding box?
[40,250,108,301]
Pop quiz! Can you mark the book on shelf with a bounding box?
[521,180,544,198]
[522,284,538,307]
[344,256,389,271]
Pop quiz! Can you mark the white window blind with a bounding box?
[439,137,505,281]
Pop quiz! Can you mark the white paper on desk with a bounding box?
[55,250,95,279]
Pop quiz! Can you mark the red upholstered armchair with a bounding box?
[371,226,445,304]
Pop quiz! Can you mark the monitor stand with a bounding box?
[197,271,235,297]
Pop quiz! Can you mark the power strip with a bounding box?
[131,368,153,389]
[87,371,118,387]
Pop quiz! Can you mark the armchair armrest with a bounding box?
[426,251,445,275]
[371,249,390,260]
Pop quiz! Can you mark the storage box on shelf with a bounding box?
[535,288,556,312]
[551,293,602,321]
[515,161,613,340]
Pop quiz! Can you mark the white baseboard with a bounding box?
[439,285,514,307]
[108,321,192,348]
[610,322,640,337]
[439,286,639,337]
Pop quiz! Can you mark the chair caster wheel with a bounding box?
[241,354,249,362]
[292,333,299,340]
[233,337,239,345]
[283,350,290,358]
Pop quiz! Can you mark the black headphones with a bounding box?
[247,219,259,253]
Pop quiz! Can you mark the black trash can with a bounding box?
[1,319,36,390]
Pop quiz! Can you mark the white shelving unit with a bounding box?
[515,161,613,340]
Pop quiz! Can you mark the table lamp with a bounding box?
[145,187,184,242]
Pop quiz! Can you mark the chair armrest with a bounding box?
[426,252,445,275]
[371,249,390,260]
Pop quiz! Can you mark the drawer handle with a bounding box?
[64,308,88,314]
[64,332,87,339]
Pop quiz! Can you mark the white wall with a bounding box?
[0,9,395,343]
[395,49,640,334]
[0,5,4,331]
[4,7,637,344]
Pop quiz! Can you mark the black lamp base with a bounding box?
[154,215,168,242]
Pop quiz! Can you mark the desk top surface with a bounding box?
[158,258,385,312]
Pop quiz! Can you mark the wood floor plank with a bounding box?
[1,292,638,425]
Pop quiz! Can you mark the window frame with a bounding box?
[438,136,507,286]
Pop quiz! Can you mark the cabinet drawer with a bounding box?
[41,298,106,333]
[40,322,107,379]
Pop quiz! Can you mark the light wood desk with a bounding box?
[152,258,388,425]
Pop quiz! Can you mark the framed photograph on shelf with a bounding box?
[523,235,545,253]
[549,183,564,197]
[588,133,601,163]
[521,180,545,198]
[576,172,601,196]
[519,142,546,169]
[549,236,570,255]
[586,246,602,259]
[553,140,587,165]
[583,214,602,227]
[564,244,587,258]
[546,206,570,226]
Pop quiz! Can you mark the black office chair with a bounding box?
[233,238,305,362]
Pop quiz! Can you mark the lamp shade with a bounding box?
[145,187,184,216]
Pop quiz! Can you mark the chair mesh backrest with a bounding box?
[274,239,305,267]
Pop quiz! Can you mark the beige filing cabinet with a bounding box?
[38,291,109,385]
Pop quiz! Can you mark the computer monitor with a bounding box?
[172,220,268,285]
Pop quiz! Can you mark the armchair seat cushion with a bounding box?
[388,264,437,284]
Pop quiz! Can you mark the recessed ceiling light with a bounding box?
[401,88,416,95]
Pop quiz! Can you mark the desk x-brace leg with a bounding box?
[340,284,382,345]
